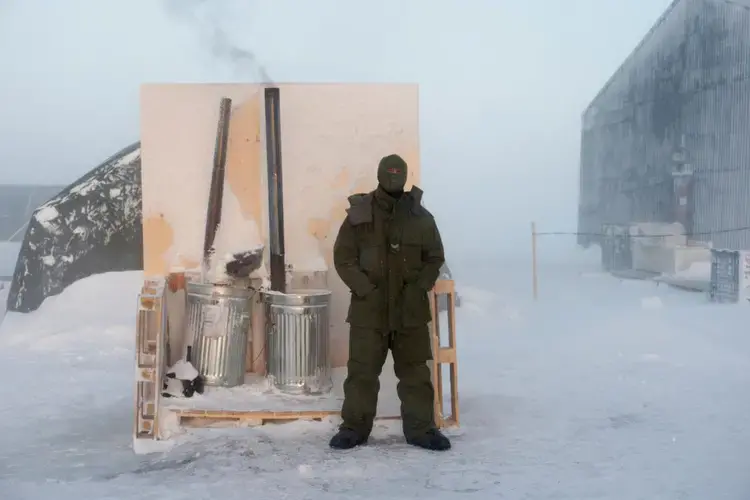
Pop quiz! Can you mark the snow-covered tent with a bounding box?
[6,143,143,313]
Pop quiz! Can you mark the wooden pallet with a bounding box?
[429,279,460,428]
[177,409,339,428]
[175,409,402,428]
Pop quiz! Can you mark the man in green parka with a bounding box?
[329,153,451,451]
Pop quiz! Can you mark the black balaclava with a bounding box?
[377,154,408,196]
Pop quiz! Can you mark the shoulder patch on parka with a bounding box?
[407,186,432,217]
[345,192,373,225]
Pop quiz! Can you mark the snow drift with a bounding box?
[3,260,750,497]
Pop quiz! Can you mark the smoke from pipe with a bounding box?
[163,0,273,83]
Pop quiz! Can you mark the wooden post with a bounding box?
[531,221,538,300]
[429,280,460,428]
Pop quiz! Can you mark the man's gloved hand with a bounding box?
[354,282,376,298]
[401,283,424,296]
[402,274,427,293]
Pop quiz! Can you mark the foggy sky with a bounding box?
[0,0,673,255]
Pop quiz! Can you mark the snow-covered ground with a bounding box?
[1,251,750,499]
[0,242,20,318]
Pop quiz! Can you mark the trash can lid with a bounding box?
[262,289,331,306]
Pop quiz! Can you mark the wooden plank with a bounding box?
[449,364,460,426]
[437,347,456,364]
[175,409,401,429]
[429,279,460,428]
[177,409,340,419]
[447,289,460,426]
[133,280,169,442]
[429,284,443,426]
[432,279,454,295]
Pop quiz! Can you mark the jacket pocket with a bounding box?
[358,245,381,283]
[401,284,432,327]
[347,287,383,328]
[400,231,423,278]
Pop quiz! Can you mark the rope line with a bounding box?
[534,226,750,239]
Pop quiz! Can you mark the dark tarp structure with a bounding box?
[7,142,143,313]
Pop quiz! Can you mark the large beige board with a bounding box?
[140,83,420,372]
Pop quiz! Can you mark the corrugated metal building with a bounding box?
[578,0,750,250]
[0,185,65,241]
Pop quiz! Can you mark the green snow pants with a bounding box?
[340,326,436,438]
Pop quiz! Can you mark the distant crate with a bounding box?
[601,223,634,272]
[709,249,750,304]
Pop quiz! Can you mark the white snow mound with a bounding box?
[0,270,143,349]
[674,261,711,281]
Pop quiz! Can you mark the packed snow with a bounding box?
[1,250,750,498]
[0,242,20,317]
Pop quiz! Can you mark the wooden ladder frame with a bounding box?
[133,278,169,443]
[429,279,460,428]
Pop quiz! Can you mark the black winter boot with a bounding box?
[406,428,451,451]
[329,427,368,450]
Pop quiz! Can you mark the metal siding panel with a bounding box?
[580,0,750,250]
[693,0,750,249]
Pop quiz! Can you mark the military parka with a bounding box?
[333,186,445,330]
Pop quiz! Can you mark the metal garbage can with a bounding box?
[186,282,254,387]
[262,289,332,395]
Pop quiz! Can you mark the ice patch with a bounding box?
[641,296,663,309]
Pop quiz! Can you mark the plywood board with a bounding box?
[139,83,420,390]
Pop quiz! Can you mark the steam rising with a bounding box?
[163,0,273,82]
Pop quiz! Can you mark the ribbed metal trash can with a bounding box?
[187,282,254,387]
[263,289,332,395]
